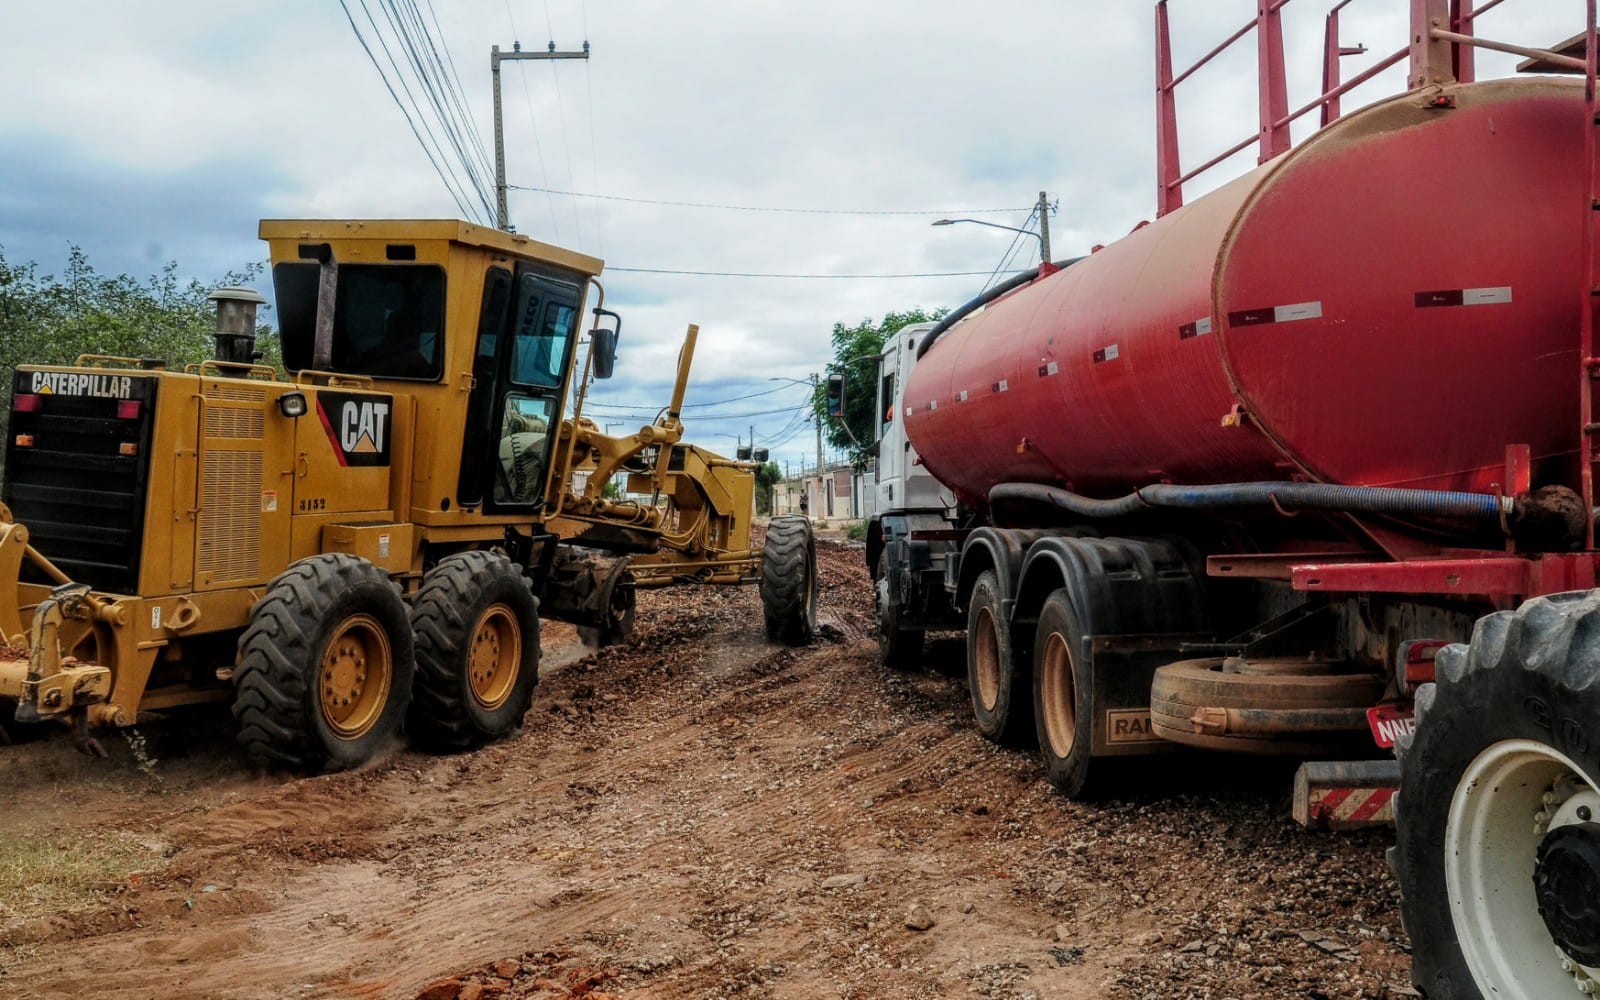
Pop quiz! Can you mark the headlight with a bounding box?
[278,392,308,418]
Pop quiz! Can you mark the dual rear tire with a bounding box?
[232,550,539,770]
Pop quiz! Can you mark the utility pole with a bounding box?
[813,373,824,478]
[491,40,590,231]
[1037,190,1052,262]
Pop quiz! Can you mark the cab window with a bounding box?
[508,273,576,387]
[275,262,445,380]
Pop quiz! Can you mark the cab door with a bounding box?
[457,264,582,513]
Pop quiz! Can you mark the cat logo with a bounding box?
[315,391,393,468]
[340,400,389,455]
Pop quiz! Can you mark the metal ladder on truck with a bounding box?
[1583,1,1600,548]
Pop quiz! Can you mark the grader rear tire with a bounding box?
[232,554,413,771]
[409,550,541,750]
[1394,592,1600,1000]
[761,515,816,646]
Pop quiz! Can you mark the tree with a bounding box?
[815,308,946,469]
[0,245,276,476]
[754,460,783,515]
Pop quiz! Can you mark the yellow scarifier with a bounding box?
[0,220,817,767]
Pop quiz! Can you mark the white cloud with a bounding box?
[0,0,1581,471]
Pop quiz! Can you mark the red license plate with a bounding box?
[1367,703,1415,749]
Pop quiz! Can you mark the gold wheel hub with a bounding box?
[1039,631,1078,758]
[468,604,521,710]
[319,613,391,740]
[973,607,1000,711]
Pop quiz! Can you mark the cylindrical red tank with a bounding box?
[907,78,1585,509]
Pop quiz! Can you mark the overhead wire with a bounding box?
[605,266,1030,279]
[503,0,563,239]
[982,206,1039,293]
[585,381,805,413]
[339,0,480,222]
[416,0,499,200]
[505,184,1034,217]
[379,0,495,222]
[542,0,584,244]
[579,0,602,253]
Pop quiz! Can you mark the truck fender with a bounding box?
[954,527,1051,615]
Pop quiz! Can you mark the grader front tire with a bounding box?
[409,551,541,751]
[1394,591,1600,1000]
[232,554,414,771]
[761,515,816,646]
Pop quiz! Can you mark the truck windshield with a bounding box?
[275,262,446,380]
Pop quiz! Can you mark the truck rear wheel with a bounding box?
[1033,589,1096,797]
[876,550,923,669]
[1394,592,1600,1000]
[409,551,541,750]
[968,570,1030,745]
[761,515,816,646]
[233,554,414,771]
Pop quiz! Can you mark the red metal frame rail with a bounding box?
[1154,0,1592,218]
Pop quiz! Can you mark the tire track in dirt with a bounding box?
[4,541,1416,999]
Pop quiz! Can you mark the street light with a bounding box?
[932,217,1044,253]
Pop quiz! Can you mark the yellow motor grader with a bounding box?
[0,219,816,768]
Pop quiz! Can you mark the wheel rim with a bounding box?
[318,613,392,740]
[973,606,1000,711]
[467,603,521,710]
[1038,630,1077,758]
[1446,738,1600,997]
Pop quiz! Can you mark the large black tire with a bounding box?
[1032,589,1097,797]
[761,516,816,646]
[232,554,414,770]
[876,550,923,670]
[967,570,1031,746]
[1394,591,1600,1000]
[409,551,541,750]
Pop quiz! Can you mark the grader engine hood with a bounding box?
[4,368,158,594]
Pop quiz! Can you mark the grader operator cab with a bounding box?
[0,219,816,768]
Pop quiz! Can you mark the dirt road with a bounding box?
[1,540,1415,999]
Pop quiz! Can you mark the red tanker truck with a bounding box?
[864,2,1600,996]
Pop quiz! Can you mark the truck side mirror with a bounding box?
[591,327,617,379]
[826,373,845,419]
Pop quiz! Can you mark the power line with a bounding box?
[339,0,480,222]
[505,184,1034,217]
[585,401,811,421]
[605,266,1029,279]
[586,382,804,413]
[380,0,495,221]
[502,1,562,239]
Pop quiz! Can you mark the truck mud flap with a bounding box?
[1087,633,1209,757]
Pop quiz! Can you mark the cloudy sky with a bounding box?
[0,1,1575,475]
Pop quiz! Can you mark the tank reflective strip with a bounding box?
[1037,360,1060,377]
[1179,316,1213,339]
[992,379,1008,393]
[956,389,969,402]
[1414,286,1513,308]
[1228,301,1323,326]
[1091,344,1120,363]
